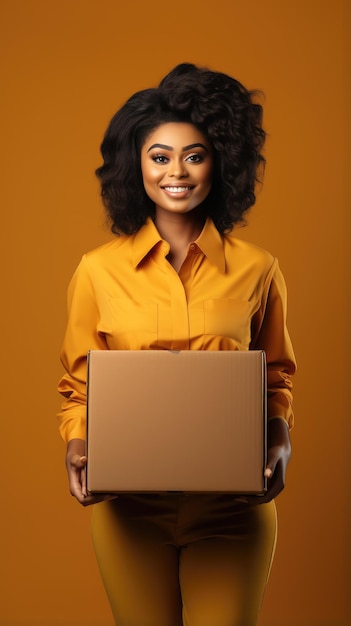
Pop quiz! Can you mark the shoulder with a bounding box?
[68,236,132,288]
[85,234,130,258]
[224,231,276,270]
[82,234,131,267]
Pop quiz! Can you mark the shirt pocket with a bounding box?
[100,298,158,350]
[203,298,252,348]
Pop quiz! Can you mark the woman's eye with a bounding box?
[152,154,169,164]
[186,153,204,163]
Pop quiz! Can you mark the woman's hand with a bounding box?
[65,438,117,507]
[236,417,291,505]
[260,417,291,503]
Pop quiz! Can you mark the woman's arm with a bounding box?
[249,261,296,503]
[58,257,114,506]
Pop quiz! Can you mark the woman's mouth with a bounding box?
[163,186,194,192]
[161,185,194,197]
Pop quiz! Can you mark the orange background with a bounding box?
[1,1,350,625]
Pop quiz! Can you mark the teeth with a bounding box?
[164,186,192,192]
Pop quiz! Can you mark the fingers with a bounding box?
[69,454,87,469]
[80,493,119,507]
[70,454,88,497]
[233,444,290,505]
[265,444,283,477]
[80,462,87,498]
[262,460,286,503]
[66,453,88,501]
[66,452,118,506]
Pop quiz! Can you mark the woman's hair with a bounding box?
[96,63,266,234]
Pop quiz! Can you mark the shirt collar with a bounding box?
[132,218,164,268]
[132,216,226,273]
[195,217,226,273]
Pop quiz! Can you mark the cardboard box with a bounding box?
[87,350,267,494]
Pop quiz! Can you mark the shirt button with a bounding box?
[189,244,196,251]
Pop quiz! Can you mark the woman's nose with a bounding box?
[168,158,188,178]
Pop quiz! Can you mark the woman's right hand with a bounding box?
[65,438,117,507]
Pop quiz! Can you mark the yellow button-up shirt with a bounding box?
[58,217,296,442]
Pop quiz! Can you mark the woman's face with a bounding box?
[141,122,213,216]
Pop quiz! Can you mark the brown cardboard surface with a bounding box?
[87,350,267,494]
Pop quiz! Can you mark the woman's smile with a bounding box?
[161,184,195,197]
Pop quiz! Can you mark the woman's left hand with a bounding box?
[237,417,291,505]
[260,417,291,503]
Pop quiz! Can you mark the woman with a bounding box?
[58,63,296,626]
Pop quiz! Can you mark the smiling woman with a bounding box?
[58,62,296,626]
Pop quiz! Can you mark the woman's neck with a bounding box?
[154,208,205,248]
[154,208,205,272]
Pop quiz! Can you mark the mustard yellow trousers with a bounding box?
[91,494,277,626]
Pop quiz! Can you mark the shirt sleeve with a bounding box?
[57,255,108,442]
[250,259,296,429]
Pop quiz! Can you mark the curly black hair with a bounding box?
[96,63,266,234]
